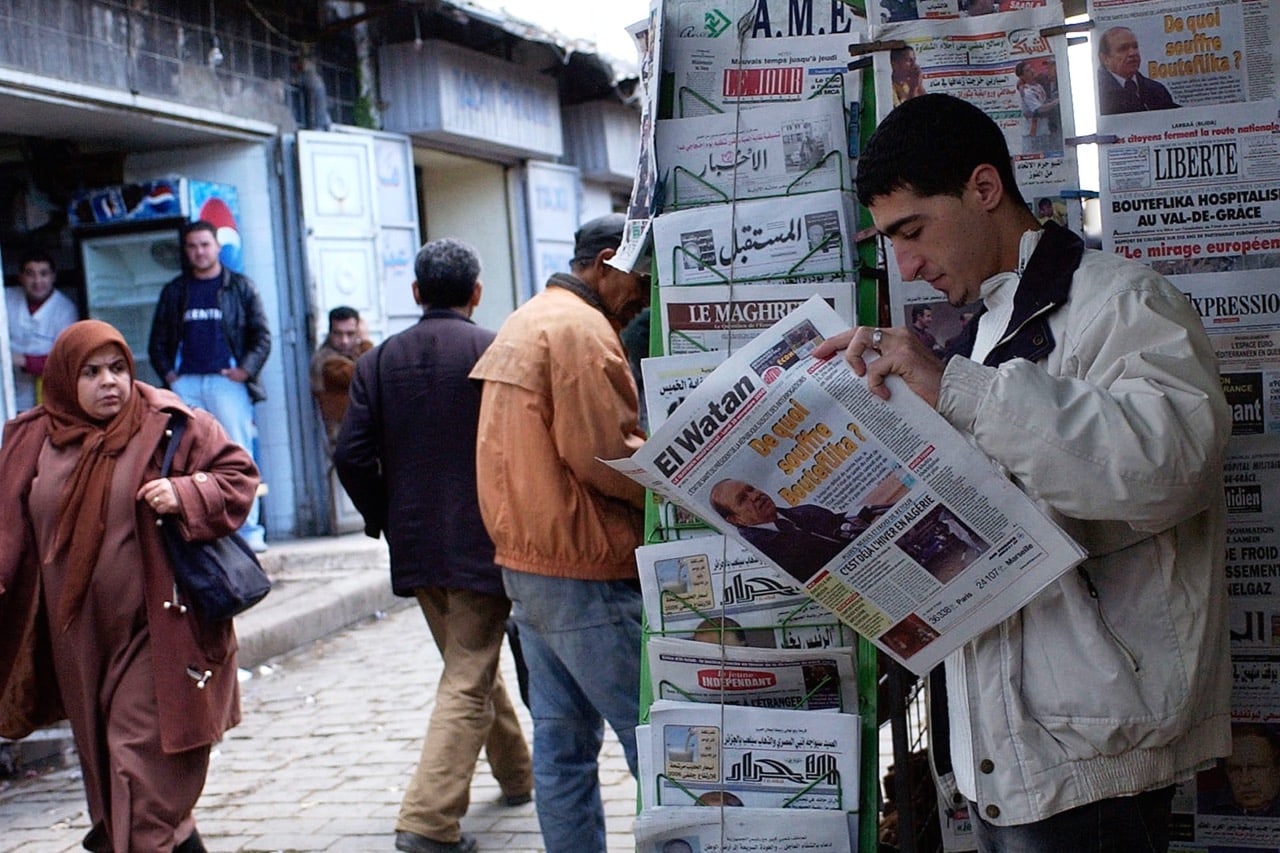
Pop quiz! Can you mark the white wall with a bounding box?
[416,147,519,333]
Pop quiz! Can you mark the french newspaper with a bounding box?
[609,296,1085,675]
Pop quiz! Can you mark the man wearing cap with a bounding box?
[471,213,650,853]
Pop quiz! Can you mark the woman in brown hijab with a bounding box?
[0,320,259,852]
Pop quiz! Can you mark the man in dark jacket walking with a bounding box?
[334,238,532,853]
[147,219,271,551]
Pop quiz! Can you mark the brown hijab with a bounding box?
[40,320,145,630]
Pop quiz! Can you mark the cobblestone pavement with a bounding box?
[0,605,638,853]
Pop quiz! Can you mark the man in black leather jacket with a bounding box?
[148,219,271,551]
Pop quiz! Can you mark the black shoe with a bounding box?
[500,792,532,807]
[394,830,478,853]
[175,830,208,853]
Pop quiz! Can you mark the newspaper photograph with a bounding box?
[646,700,861,810]
[647,636,858,712]
[659,281,856,354]
[869,7,1077,199]
[607,296,1085,674]
[634,805,855,852]
[656,97,852,209]
[653,190,859,286]
[1088,0,1280,118]
[636,534,856,650]
[1098,100,1280,272]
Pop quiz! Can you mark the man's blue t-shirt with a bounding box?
[178,275,234,375]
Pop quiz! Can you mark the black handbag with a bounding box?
[158,412,271,623]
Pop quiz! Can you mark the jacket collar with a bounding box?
[948,222,1084,366]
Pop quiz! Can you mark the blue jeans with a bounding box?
[501,570,642,853]
[171,373,265,548]
[972,785,1174,853]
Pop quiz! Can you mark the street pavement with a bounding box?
[0,535,638,853]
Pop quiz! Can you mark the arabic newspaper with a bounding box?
[652,190,859,286]
[656,97,852,208]
[634,806,855,852]
[636,534,856,649]
[647,636,858,711]
[645,700,861,810]
[659,281,856,354]
[608,296,1085,675]
[869,7,1076,196]
[644,351,725,433]
[869,6,1080,328]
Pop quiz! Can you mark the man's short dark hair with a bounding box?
[911,305,930,322]
[18,249,56,273]
[328,305,359,326]
[181,219,218,242]
[414,238,480,308]
[856,93,1026,209]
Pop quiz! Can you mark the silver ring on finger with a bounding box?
[871,328,883,351]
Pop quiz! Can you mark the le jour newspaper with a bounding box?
[608,297,1086,675]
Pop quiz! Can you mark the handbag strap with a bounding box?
[160,412,189,477]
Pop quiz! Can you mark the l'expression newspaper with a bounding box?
[607,296,1085,675]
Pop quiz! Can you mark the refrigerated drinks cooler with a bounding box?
[69,178,243,385]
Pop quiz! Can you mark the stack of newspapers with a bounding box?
[620,2,873,850]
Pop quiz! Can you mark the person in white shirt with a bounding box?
[6,249,79,411]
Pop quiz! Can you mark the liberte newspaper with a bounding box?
[608,297,1085,674]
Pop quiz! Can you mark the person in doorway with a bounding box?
[1096,26,1178,115]
[5,249,78,412]
[309,305,371,450]
[471,213,650,853]
[0,319,258,852]
[335,239,532,853]
[814,93,1230,852]
[147,220,271,552]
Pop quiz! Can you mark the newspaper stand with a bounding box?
[633,4,886,850]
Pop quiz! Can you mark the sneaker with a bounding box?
[394,830,477,853]
[500,792,532,807]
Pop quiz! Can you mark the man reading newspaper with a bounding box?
[815,94,1230,852]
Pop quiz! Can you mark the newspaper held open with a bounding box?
[606,296,1086,675]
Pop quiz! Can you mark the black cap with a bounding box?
[572,213,626,266]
